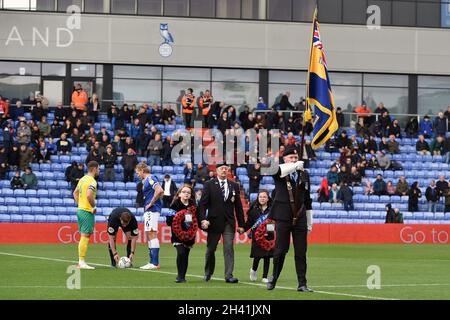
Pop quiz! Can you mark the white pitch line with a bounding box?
[0,251,396,300]
[0,285,253,289]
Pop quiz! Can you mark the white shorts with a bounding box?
[144,211,160,232]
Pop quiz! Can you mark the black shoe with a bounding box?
[175,278,186,283]
[204,275,211,282]
[267,281,276,290]
[297,285,314,292]
[225,277,239,283]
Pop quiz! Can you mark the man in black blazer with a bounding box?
[267,146,314,292]
[199,164,245,283]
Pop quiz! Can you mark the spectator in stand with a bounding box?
[182,88,196,128]
[50,119,62,139]
[248,163,262,194]
[136,180,144,208]
[376,150,391,170]
[102,146,117,182]
[256,97,267,110]
[314,177,328,203]
[336,130,351,151]
[338,165,351,185]
[385,204,395,223]
[120,104,132,124]
[350,166,362,186]
[326,165,339,186]
[129,118,141,141]
[147,133,163,166]
[7,144,20,171]
[218,111,231,135]
[71,127,86,147]
[378,136,389,153]
[436,175,448,197]
[121,148,138,183]
[445,105,450,125]
[0,146,8,180]
[359,137,375,155]
[444,136,450,164]
[19,144,33,171]
[395,176,409,196]
[56,133,72,155]
[2,121,13,151]
[430,135,445,156]
[35,141,51,164]
[379,111,392,136]
[338,182,354,211]
[65,161,78,182]
[161,136,174,166]
[21,166,38,190]
[135,127,149,157]
[194,163,209,186]
[111,135,123,157]
[433,112,447,137]
[373,174,387,196]
[444,183,450,213]
[62,119,73,137]
[329,183,339,204]
[37,116,51,138]
[183,162,195,185]
[387,119,402,138]
[85,148,102,166]
[71,84,88,113]
[208,101,223,128]
[336,107,345,129]
[408,182,422,212]
[416,135,431,155]
[419,115,433,138]
[31,101,46,122]
[387,135,400,154]
[122,137,135,155]
[426,179,440,213]
[54,102,68,122]
[150,103,163,125]
[12,100,25,120]
[162,104,177,125]
[356,117,371,137]
[87,93,100,123]
[161,174,178,208]
[47,137,56,155]
[10,170,24,189]
[354,102,372,126]
[16,121,31,145]
[30,124,41,148]
[374,102,388,115]
[386,180,396,195]
[69,162,84,191]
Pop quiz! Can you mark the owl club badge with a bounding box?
[159,23,174,58]
[231,190,236,203]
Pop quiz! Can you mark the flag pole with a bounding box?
[300,6,317,161]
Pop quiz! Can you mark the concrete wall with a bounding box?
[1,10,450,74]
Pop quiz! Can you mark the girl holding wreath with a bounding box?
[167,184,199,283]
[244,190,274,283]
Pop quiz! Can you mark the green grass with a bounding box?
[0,243,450,300]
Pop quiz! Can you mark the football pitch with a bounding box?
[0,243,449,300]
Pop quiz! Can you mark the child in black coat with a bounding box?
[166,184,199,283]
[244,190,274,283]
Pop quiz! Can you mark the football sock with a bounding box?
[150,238,160,265]
[148,240,152,263]
[108,244,116,266]
[126,240,132,258]
[78,236,90,262]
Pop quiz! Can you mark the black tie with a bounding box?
[220,180,226,200]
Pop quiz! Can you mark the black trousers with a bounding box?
[272,220,308,286]
[123,170,134,183]
[175,244,191,280]
[253,257,270,278]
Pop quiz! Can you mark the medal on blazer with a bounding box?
[231,190,236,203]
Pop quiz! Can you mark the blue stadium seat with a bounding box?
[434,213,445,220]
[125,182,135,190]
[413,212,424,220]
[28,198,40,206]
[35,215,47,222]
[97,199,109,207]
[22,215,35,222]
[25,189,37,197]
[51,198,63,206]
[162,166,174,174]
[2,188,14,197]
[424,212,434,220]
[151,166,163,174]
[57,181,69,188]
[11,214,23,222]
[60,155,71,163]
[96,215,107,223]
[5,197,16,205]
[402,212,413,220]
[13,189,26,197]
[109,199,121,207]
[45,181,58,189]
[0,214,11,222]
[58,215,71,223]
[37,190,49,197]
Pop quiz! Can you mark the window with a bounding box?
[268,0,292,21]
[363,74,408,87]
[418,75,450,89]
[363,87,408,114]
[111,0,136,14]
[114,65,161,79]
[163,67,210,81]
[138,0,162,15]
[216,0,241,18]
[392,0,416,26]
[163,81,210,105]
[329,72,362,86]
[35,0,55,11]
[212,69,258,82]
[0,62,40,75]
[269,70,307,84]
[96,65,103,78]
[318,0,342,23]
[0,76,41,101]
[164,0,188,16]
[57,0,82,12]
[343,0,366,24]
[42,63,66,76]
[242,0,264,19]
[190,0,214,17]
[212,82,259,106]
[3,0,31,10]
[84,0,105,13]
[418,88,450,115]
[367,0,392,26]
[269,84,306,106]
[113,79,161,103]
[417,0,441,28]
[71,64,96,77]
[293,0,316,22]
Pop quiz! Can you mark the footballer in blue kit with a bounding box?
[135,162,164,270]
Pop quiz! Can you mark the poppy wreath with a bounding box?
[254,219,276,251]
[172,206,198,241]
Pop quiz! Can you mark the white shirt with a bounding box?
[164,179,172,196]
[217,178,229,200]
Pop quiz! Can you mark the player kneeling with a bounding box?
[107,207,139,268]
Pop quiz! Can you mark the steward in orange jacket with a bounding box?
[181,88,196,128]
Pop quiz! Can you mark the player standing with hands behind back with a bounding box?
[73,161,100,269]
[135,162,164,270]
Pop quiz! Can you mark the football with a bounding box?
[117,257,132,269]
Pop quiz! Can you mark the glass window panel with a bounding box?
[269,84,306,107]
[190,0,214,17]
[329,72,362,86]
[363,74,408,87]
[293,0,316,22]
[0,76,41,101]
[212,69,258,82]
[71,64,96,77]
[418,75,450,89]
[84,0,105,13]
[242,0,264,19]
[111,0,136,14]
[113,79,161,103]
[163,81,210,112]
[212,82,259,106]
[57,0,82,11]
[269,70,307,84]
[216,0,241,18]
[0,62,41,76]
[367,0,392,26]
[138,0,162,15]
[392,0,416,26]
[42,63,66,76]
[95,78,103,101]
[163,67,210,81]
[96,65,103,78]
[318,0,342,23]
[417,0,440,28]
[363,87,408,115]
[418,88,450,115]
[268,0,292,21]
[35,0,55,11]
[113,65,161,79]
[3,0,31,10]
[333,86,362,112]
[164,0,188,16]
[343,0,366,24]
